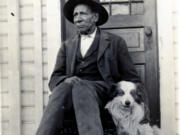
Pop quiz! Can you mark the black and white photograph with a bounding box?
[0,0,179,135]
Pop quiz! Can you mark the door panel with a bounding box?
[61,0,160,126]
[104,28,144,52]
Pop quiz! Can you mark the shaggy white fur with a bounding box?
[105,81,162,135]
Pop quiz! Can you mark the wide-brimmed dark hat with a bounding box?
[63,0,109,26]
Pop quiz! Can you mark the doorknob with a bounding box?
[145,26,152,37]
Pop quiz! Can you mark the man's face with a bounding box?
[73,4,99,34]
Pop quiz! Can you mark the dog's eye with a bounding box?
[130,90,136,95]
[131,90,138,98]
[118,90,124,96]
[130,90,142,104]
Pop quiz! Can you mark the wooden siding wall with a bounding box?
[0,0,9,134]
[0,0,48,134]
[172,0,180,134]
[157,0,179,134]
[20,0,35,134]
[0,0,179,135]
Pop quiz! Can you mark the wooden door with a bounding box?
[61,0,160,126]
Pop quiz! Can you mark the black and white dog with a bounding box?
[105,81,162,135]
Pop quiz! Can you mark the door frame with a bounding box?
[47,0,177,134]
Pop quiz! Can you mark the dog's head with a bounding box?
[105,81,150,130]
[105,81,144,121]
[111,81,143,109]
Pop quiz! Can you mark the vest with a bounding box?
[74,29,103,81]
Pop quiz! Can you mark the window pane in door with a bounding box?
[100,0,144,15]
[111,4,129,15]
[131,2,144,15]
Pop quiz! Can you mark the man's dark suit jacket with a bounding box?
[49,28,140,92]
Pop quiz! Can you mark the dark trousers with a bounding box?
[36,80,110,135]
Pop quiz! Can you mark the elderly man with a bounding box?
[36,0,147,135]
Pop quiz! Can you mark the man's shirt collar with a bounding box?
[81,28,97,40]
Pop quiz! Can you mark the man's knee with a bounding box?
[72,81,99,103]
[49,82,72,103]
[73,81,92,94]
[51,82,72,95]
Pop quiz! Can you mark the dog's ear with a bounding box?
[130,89,142,104]
[135,83,143,104]
[134,94,142,104]
[135,83,149,105]
[108,83,118,100]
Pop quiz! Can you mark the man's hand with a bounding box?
[64,76,82,85]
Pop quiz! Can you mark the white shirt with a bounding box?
[80,28,97,57]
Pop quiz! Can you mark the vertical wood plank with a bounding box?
[0,51,2,135]
[177,1,180,134]
[33,0,43,131]
[47,0,61,82]
[7,0,21,135]
[157,0,176,134]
